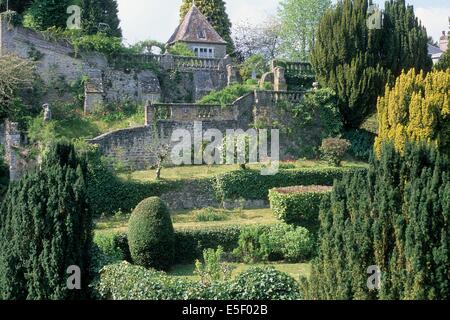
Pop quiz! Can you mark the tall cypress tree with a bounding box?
[81,0,122,37]
[311,0,432,128]
[0,143,93,300]
[303,143,450,300]
[180,0,235,53]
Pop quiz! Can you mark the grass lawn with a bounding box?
[121,160,368,182]
[95,207,278,236]
[169,262,311,281]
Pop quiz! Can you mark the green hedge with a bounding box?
[174,226,243,263]
[269,186,332,230]
[213,167,366,201]
[97,262,300,300]
[83,150,179,216]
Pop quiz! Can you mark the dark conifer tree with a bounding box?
[81,0,122,37]
[311,0,432,128]
[0,143,93,300]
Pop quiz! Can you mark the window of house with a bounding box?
[194,47,214,58]
[198,29,206,39]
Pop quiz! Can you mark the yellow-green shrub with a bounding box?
[375,69,450,156]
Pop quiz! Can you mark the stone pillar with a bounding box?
[5,121,21,181]
[145,101,155,126]
[160,53,175,70]
[84,70,104,114]
[273,67,287,91]
[227,64,239,86]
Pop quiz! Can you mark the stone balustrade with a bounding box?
[272,60,314,76]
[256,90,305,105]
[146,103,235,124]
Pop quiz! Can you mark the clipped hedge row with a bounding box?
[269,186,332,229]
[174,226,242,263]
[96,226,243,264]
[213,167,366,201]
[97,262,300,300]
[84,150,180,216]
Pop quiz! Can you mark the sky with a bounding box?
[117,0,450,46]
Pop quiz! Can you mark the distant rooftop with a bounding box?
[167,5,227,46]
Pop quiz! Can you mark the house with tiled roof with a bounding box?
[166,5,227,59]
[428,31,449,65]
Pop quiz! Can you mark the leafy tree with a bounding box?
[180,0,234,53]
[303,143,450,300]
[233,17,282,61]
[312,0,432,128]
[0,55,37,122]
[167,42,195,57]
[0,142,93,300]
[278,0,331,61]
[375,69,450,157]
[23,0,73,30]
[435,50,450,71]
[80,0,122,37]
[239,54,269,81]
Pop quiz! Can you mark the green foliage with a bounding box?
[80,0,122,37]
[198,83,254,105]
[23,0,72,30]
[269,186,332,230]
[0,142,93,300]
[319,138,351,167]
[239,54,268,81]
[128,197,175,271]
[94,232,131,263]
[97,262,299,300]
[174,225,242,263]
[343,128,376,161]
[70,32,123,56]
[0,1,32,15]
[375,69,450,157]
[194,246,232,285]
[233,224,313,263]
[0,147,9,201]
[194,207,230,222]
[179,0,235,53]
[231,267,300,300]
[258,88,343,158]
[312,0,432,128]
[304,143,450,300]
[81,147,178,216]
[167,42,195,57]
[435,51,450,71]
[213,167,367,201]
[0,55,38,122]
[97,262,193,300]
[278,0,331,61]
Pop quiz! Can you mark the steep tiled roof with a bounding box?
[167,5,227,45]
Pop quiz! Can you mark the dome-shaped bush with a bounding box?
[231,267,300,300]
[128,197,175,270]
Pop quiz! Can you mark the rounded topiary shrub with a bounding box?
[128,197,175,271]
[231,267,300,300]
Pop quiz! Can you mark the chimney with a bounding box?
[439,31,448,52]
